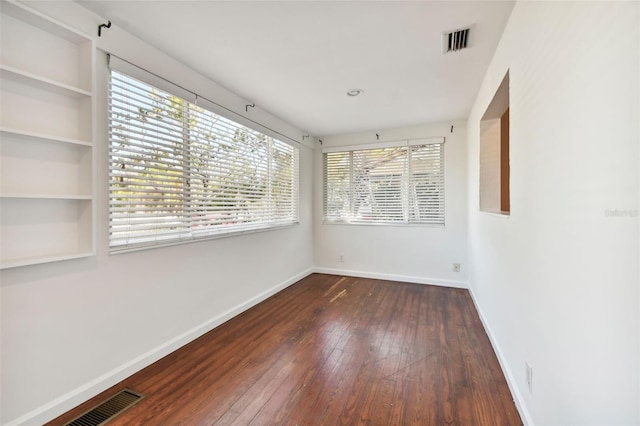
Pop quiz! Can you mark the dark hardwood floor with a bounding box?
[49,274,522,425]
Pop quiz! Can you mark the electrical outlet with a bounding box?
[339,253,344,262]
[526,362,533,392]
[453,263,461,272]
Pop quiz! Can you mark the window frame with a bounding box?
[108,69,300,254]
[322,138,445,226]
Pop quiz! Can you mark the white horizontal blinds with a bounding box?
[188,105,271,233]
[408,143,444,224]
[352,147,407,222]
[109,70,299,251]
[109,71,191,248]
[271,140,299,224]
[323,151,351,221]
[322,139,444,225]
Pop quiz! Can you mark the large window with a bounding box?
[109,70,299,252]
[323,139,444,225]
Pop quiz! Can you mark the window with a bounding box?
[480,71,510,214]
[323,139,444,225]
[109,70,299,252]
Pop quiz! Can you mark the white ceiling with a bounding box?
[79,0,514,137]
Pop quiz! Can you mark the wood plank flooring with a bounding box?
[49,274,522,425]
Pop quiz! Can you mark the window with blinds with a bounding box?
[109,70,299,252]
[323,140,444,225]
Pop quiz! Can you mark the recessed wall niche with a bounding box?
[480,71,509,214]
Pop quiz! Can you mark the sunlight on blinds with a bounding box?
[109,71,299,252]
[323,140,444,225]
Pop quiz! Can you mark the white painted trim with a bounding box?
[467,285,534,426]
[5,267,314,426]
[313,267,467,289]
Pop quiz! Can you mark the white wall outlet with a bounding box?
[526,362,533,392]
[453,263,461,272]
[339,253,344,262]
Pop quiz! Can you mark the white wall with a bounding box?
[468,2,639,425]
[5,1,638,425]
[479,119,502,212]
[314,121,468,288]
[0,2,314,424]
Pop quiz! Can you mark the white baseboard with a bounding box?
[313,267,468,289]
[467,285,534,426]
[13,268,528,426]
[7,267,314,426]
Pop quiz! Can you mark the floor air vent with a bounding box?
[443,28,470,53]
[65,389,143,426]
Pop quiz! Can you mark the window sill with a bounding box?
[110,222,300,255]
[322,220,445,228]
[479,210,510,218]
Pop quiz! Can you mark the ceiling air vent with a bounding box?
[442,28,470,53]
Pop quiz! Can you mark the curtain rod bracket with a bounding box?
[376,133,380,140]
[319,139,323,145]
[302,135,310,141]
[108,53,302,147]
[98,20,111,37]
[245,103,255,112]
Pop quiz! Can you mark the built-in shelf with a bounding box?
[1,193,92,200]
[1,76,93,141]
[1,197,93,270]
[0,0,89,44]
[0,0,96,269]
[0,127,92,147]
[1,64,92,97]
[0,252,94,270]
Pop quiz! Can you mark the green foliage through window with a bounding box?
[109,70,299,251]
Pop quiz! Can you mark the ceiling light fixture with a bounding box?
[347,89,364,97]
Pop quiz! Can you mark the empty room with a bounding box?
[1,0,638,425]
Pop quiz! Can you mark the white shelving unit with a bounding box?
[0,0,96,268]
